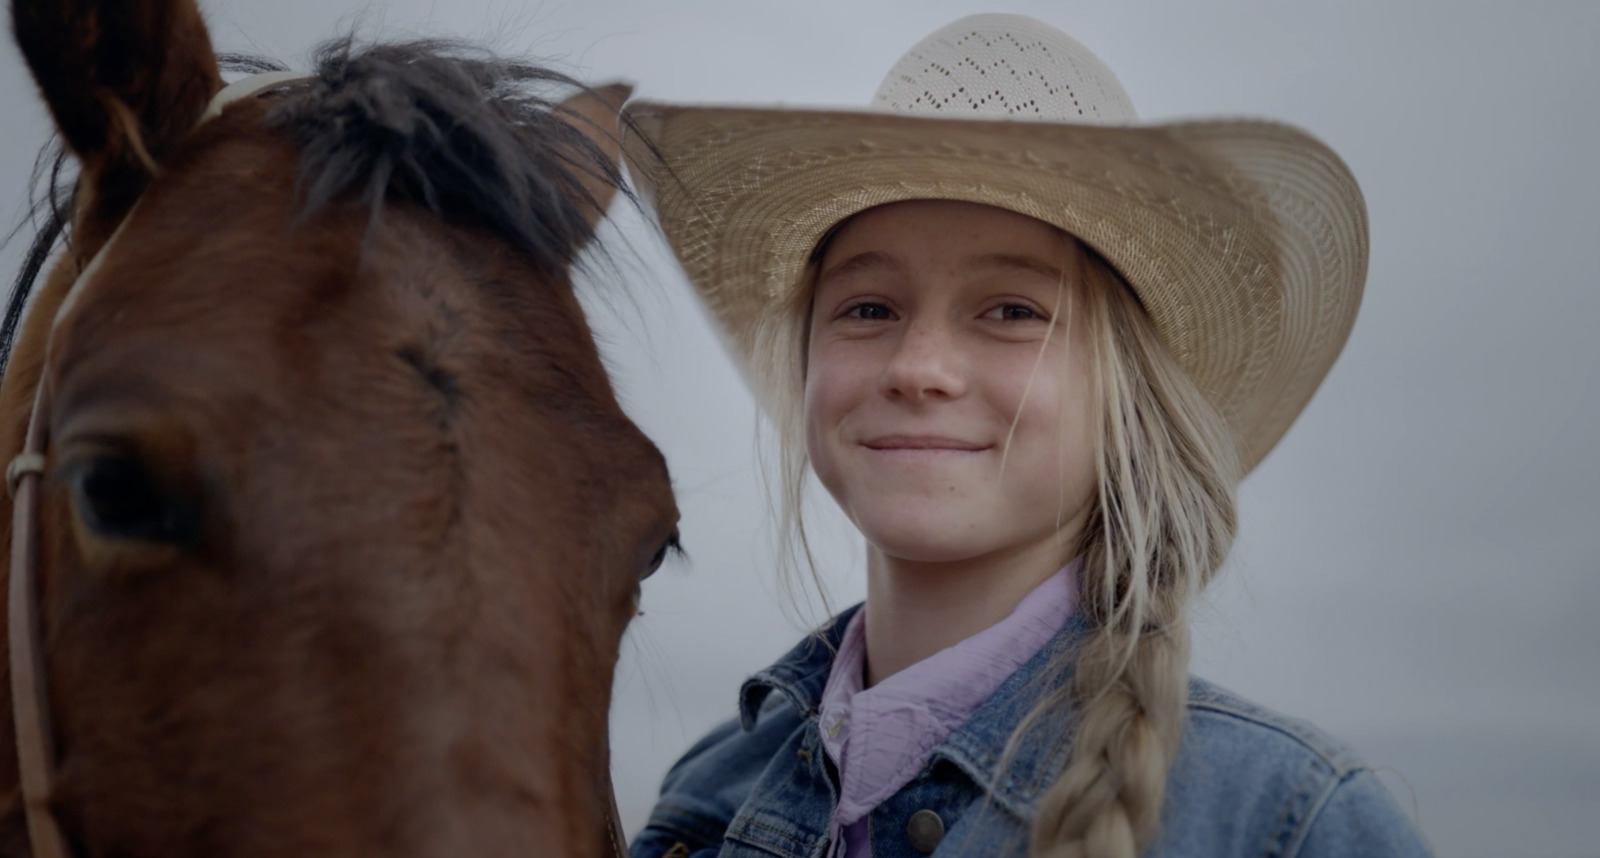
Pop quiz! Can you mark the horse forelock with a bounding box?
[269,37,630,279]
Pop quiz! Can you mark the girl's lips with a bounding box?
[860,435,991,452]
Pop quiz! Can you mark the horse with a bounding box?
[0,1,678,855]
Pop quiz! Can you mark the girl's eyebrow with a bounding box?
[819,251,1062,285]
[967,252,1064,280]
[817,250,901,285]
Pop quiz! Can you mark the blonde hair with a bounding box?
[759,228,1240,858]
[1026,247,1239,857]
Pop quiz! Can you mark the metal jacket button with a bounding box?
[906,808,945,854]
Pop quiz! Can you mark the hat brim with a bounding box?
[622,103,1367,473]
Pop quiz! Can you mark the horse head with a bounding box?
[0,1,677,855]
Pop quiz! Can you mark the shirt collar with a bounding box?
[739,604,1090,820]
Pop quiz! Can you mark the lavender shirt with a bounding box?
[818,561,1080,857]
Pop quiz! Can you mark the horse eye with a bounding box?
[70,455,197,543]
[645,529,682,579]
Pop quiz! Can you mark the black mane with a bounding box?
[1,36,635,377]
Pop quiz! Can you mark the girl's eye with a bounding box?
[842,302,896,322]
[983,303,1044,322]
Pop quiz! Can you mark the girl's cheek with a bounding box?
[990,346,1064,411]
[803,359,850,433]
[807,338,873,403]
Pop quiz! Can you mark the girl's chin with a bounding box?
[850,504,1074,568]
[855,519,998,565]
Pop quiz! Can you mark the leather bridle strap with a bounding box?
[5,71,310,858]
[606,781,630,858]
[7,380,67,858]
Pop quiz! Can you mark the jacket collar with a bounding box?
[739,604,1090,821]
[738,606,857,730]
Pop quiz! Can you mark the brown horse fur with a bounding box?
[0,1,679,855]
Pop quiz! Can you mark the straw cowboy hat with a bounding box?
[622,13,1368,473]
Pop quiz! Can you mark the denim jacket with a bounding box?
[631,606,1434,858]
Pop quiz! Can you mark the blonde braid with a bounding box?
[1030,251,1239,858]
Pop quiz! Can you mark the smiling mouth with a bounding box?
[860,435,991,452]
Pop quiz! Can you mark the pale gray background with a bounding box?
[2,2,1596,856]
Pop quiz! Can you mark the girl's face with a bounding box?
[805,200,1098,567]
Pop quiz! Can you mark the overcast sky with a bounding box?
[1,2,1596,856]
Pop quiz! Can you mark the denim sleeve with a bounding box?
[1295,769,1435,858]
[628,718,742,858]
[629,707,804,858]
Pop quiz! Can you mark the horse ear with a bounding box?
[10,0,223,224]
[559,83,633,232]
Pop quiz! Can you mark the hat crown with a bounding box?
[871,14,1138,124]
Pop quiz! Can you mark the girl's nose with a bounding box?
[879,319,966,402]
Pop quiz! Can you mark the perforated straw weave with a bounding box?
[872,13,1136,123]
[623,14,1368,473]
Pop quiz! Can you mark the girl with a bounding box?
[622,13,1432,858]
